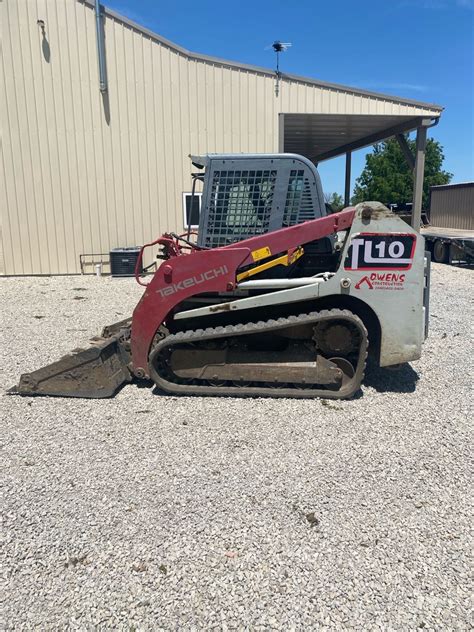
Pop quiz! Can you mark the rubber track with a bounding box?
[148,309,368,400]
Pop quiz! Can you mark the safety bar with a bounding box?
[134,237,164,287]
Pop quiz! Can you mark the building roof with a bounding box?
[430,182,473,190]
[85,0,443,113]
[283,113,438,162]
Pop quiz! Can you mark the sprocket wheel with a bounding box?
[313,321,359,357]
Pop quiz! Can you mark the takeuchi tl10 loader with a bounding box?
[13,154,430,400]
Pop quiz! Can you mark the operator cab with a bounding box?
[188,153,338,276]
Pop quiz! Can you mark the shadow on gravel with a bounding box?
[136,379,155,390]
[363,361,419,393]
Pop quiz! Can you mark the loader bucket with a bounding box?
[10,326,132,399]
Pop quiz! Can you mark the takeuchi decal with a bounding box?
[355,272,406,290]
[156,265,229,297]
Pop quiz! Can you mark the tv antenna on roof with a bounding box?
[269,40,292,97]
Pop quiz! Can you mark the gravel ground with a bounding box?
[1,264,472,630]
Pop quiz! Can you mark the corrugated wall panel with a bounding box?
[430,185,474,230]
[1,0,442,274]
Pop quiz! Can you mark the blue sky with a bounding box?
[107,0,473,196]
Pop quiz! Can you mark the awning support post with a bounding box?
[396,134,415,170]
[344,152,351,206]
[412,121,430,230]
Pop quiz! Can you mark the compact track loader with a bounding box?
[13,153,430,400]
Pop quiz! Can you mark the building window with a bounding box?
[183,192,202,228]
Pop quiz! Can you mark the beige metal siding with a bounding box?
[0,224,4,276]
[430,184,474,230]
[1,0,442,275]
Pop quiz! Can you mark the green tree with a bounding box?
[324,192,345,212]
[352,137,452,209]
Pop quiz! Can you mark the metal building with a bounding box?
[1,0,443,275]
[429,183,474,231]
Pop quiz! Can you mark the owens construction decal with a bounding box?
[157,265,229,297]
[355,272,406,291]
[345,233,416,271]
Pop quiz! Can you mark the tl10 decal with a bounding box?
[344,233,416,271]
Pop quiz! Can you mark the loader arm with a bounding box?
[130,209,355,377]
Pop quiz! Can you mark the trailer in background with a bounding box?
[422,182,474,264]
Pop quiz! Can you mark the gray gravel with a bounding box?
[1,264,472,630]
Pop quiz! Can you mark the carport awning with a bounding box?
[282,114,438,162]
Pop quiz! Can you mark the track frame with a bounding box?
[148,309,368,399]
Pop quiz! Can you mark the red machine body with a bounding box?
[131,209,355,377]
